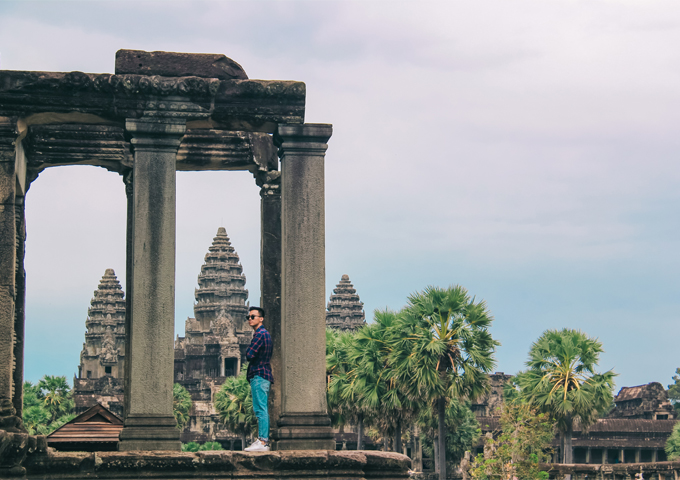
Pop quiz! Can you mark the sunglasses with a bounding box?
[246,315,261,320]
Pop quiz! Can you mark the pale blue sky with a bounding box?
[1,0,678,391]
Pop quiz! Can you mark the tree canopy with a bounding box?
[515,328,615,464]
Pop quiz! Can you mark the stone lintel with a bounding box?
[24,124,132,175]
[176,130,276,172]
[21,125,277,174]
[23,450,411,479]
[0,70,304,132]
[116,49,248,80]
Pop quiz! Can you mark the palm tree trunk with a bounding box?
[438,396,447,480]
[563,415,574,464]
[433,435,439,474]
[356,414,364,450]
[412,423,423,471]
[395,417,403,454]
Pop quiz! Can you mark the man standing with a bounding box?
[244,306,273,452]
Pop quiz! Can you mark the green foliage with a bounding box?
[198,441,224,451]
[214,367,257,439]
[418,398,481,464]
[392,285,498,476]
[173,383,193,430]
[393,286,499,403]
[515,328,615,462]
[668,368,680,413]
[23,376,75,435]
[666,422,680,461]
[468,403,553,480]
[181,441,200,452]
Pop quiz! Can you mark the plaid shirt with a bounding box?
[246,325,273,383]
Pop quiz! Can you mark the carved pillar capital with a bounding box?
[257,170,281,198]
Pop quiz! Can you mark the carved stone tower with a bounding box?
[325,274,366,331]
[74,269,126,417]
[174,227,252,443]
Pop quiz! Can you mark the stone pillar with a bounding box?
[635,449,641,464]
[0,118,23,434]
[586,448,591,464]
[118,118,185,451]
[604,448,608,464]
[122,170,133,423]
[273,124,334,450]
[257,171,282,442]
[12,194,25,421]
[651,450,657,462]
[620,449,625,464]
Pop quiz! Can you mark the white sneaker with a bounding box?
[244,439,270,452]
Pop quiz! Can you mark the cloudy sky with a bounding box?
[1,0,678,391]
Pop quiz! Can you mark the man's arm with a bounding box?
[246,331,264,360]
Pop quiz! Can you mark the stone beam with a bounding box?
[0,70,304,132]
[176,130,277,172]
[24,124,131,175]
[22,125,276,174]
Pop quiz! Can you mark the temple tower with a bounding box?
[74,269,126,417]
[325,274,366,331]
[174,227,251,443]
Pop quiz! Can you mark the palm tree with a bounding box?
[417,397,480,467]
[515,328,616,464]
[391,285,498,480]
[214,367,257,449]
[327,328,366,448]
[173,383,193,430]
[37,375,72,423]
[349,309,416,453]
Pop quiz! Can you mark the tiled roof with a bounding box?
[47,404,122,444]
[575,419,677,434]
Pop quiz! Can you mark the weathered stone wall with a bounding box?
[23,450,411,479]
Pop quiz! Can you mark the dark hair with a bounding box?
[249,306,265,318]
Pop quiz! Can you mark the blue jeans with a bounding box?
[250,375,271,441]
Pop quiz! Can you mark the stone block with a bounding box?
[22,449,412,479]
[115,49,248,80]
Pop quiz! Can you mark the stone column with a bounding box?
[604,448,608,464]
[635,449,641,464]
[0,118,23,434]
[118,118,185,451]
[257,171,282,442]
[122,170,133,423]
[273,124,334,450]
[586,448,591,464]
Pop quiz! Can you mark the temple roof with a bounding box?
[615,382,666,402]
[47,404,122,445]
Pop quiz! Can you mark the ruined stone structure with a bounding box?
[473,378,678,465]
[0,49,352,473]
[72,269,126,418]
[174,227,252,443]
[470,372,511,417]
[326,274,365,331]
[608,382,676,420]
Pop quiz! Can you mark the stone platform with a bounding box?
[22,450,411,480]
